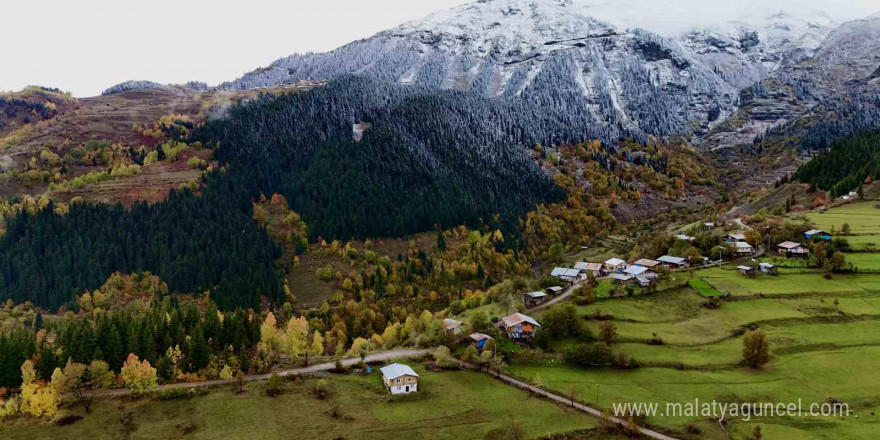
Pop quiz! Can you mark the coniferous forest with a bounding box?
[793,130,880,197]
[0,172,283,311]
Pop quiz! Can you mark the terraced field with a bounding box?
[805,202,880,250]
[510,268,880,440]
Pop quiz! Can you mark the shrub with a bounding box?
[266,373,284,397]
[157,388,198,400]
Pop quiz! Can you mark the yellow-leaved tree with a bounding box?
[20,360,60,418]
[120,354,157,395]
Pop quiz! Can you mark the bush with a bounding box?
[564,342,614,367]
[157,388,198,400]
[266,373,285,397]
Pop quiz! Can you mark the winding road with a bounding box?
[97,348,430,396]
[453,358,682,440]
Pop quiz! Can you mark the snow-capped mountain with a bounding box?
[222,0,847,142]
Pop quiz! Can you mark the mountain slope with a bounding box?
[223,0,835,144]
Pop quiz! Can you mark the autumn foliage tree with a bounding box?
[742,329,771,368]
[121,353,158,395]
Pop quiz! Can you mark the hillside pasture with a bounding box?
[0,367,607,440]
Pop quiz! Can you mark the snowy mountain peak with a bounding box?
[389,0,618,48]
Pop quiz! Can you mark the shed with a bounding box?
[759,262,778,275]
[442,318,464,335]
[737,265,756,277]
[523,291,548,307]
[546,286,564,295]
[468,332,494,350]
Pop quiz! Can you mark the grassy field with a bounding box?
[510,265,880,439]
[0,366,618,440]
[803,202,880,250]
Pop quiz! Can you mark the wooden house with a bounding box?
[381,363,419,394]
[498,313,540,341]
[523,291,548,307]
[546,286,564,296]
[777,241,810,257]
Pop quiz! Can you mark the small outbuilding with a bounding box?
[674,234,695,242]
[737,265,756,277]
[610,273,634,285]
[759,262,778,275]
[468,332,494,351]
[546,286,564,296]
[381,363,419,395]
[523,291,548,307]
[805,229,832,241]
[442,318,464,336]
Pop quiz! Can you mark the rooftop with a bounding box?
[658,255,686,264]
[500,312,540,328]
[380,363,419,380]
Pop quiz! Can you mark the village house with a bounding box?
[551,267,582,284]
[523,291,548,307]
[674,234,695,242]
[734,241,755,255]
[759,262,778,275]
[442,318,464,336]
[633,258,661,269]
[604,257,627,273]
[737,265,757,277]
[724,233,747,244]
[498,312,540,341]
[805,229,832,241]
[657,255,688,269]
[380,363,419,395]
[610,273,634,285]
[777,241,810,257]
[575,261,605,277]
[624,264,655,280]
[468,332,494,351]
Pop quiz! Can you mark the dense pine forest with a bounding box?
[0,171,283,311]
[194,76,635,239]
[793,130,880,197]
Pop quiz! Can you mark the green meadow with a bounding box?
[0,366,615,440]
[511,264,880,440]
